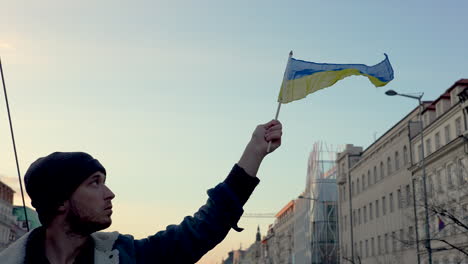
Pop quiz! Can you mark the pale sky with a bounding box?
[1,0,467,263]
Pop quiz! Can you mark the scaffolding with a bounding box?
[305,142,340,264]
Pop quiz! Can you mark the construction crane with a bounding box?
[243,213,275,218]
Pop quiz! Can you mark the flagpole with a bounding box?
[0,57,30,231]
[267,51,292,153]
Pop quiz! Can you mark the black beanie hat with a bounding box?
[24,152,106,212]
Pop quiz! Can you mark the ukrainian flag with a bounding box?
[278,54,394,103]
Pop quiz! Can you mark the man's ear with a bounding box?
[57,200,69,213]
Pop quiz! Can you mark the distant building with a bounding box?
[222,251,234,264]
[0,180,41,252]
[221,248,247,264]
[233,249,246,264]
[240,226,262,264]
[13,206,40,231]
[263,200,295,264]
[261,224,275,264]
[0,180,16,251]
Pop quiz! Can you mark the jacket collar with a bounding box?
[0,228,120,264]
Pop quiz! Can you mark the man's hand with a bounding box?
[255,119,282,155]
[238,120,283,177]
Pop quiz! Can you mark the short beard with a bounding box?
[66,201,111,235]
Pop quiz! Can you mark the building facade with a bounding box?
[262,200,295,264]
[409,79,468,263]
[0,181,15,251]
[337,106,420,263]
[12,206,40,232]
[0,180,40,252]
[337,79,468,264]
[235,226,262,264]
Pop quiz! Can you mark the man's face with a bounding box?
[66,171,115,234]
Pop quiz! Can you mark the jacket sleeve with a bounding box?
[133,164,259,263]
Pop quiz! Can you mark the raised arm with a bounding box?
[124,120,283,263]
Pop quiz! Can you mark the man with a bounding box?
[0,120,283,264]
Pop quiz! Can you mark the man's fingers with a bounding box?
[267,124,282,133]
[265,130,283,142]
[264,119,281,129]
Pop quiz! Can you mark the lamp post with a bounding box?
[298,195,319,264]
[385,89,432,264]
[298,195,337,264]
[298,195,318,201]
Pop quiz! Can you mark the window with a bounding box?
[456,117,462,136]
[449,207,457,235]
[358,208,361,225]
[352,181,355,196]
[430,214,436,234]
[357,179,360,194]
[428,174,434,197]
[445,125,451,144]
[405,185,411,207]
[364,206,367,223]
[403,146,408,164]
[418,144,423,162]
[344,215,347,231]
[458,159,466,185]
[462,204,468,225]
[435,132,441,149]
[360,241,363,258]
[369,203,373,220]
[397,189,402,208]
[371,237,375,256]
[382,196,387,215]
[368,170,371,186]
[362,174,365,190]
[377,235,381,255]
[436,170,443,193]
[384,233,388,254]
[426,138,432,155]
[392,231,397,252]
[408,226,414,242]
[380,162,384,179]
[376,200,380,218]
[399,229,404,249]
[447,163,454,188]
[353,210,356,227]
[365,239,369,257]
[419,179,426,201]
[390,192,394,212]
[395,151,400,170]
[374,166,378,183]
[387,157,392,175]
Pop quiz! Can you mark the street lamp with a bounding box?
[298,195,338,264]
[298,195,318,201]
[298,195,319,264]
[385,89,432,264]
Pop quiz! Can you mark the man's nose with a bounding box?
[104,185,116,200]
